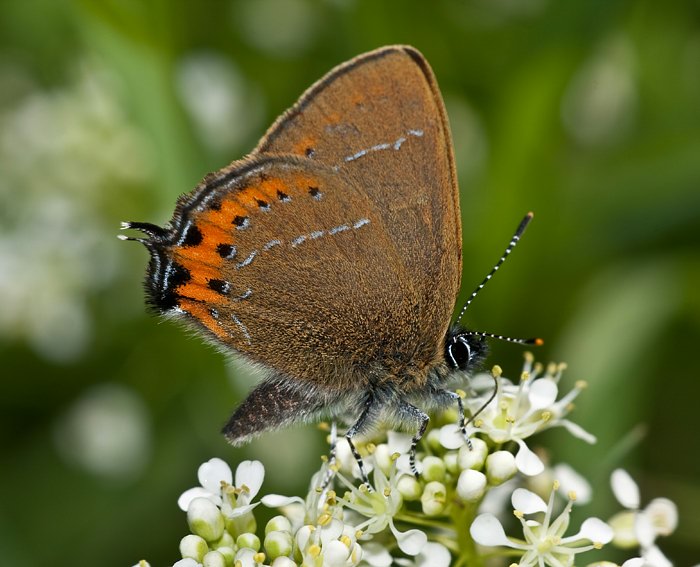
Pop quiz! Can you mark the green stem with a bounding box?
[453,500,481,567]
[394,513,455,533]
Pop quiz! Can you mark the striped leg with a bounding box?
[397,401,430,479]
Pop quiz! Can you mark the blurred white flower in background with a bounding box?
[176,52,264,154]
[0,59,153,361]
[233,0,318,58]
[609,469,678,567]
[562,35,638,146]
[53,382,151,480]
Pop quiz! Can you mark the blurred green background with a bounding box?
[1,0,698,565]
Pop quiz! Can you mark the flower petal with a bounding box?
[233,548,256,567]
[558,419,597,444]
[470,513,516,547]
[515,440,545,476]
[295,525,313,551]
[621,559,645,567]
[438,424,465,450]
[611,469,640,509]
[645,497,678,536]
[320,518,344,546]
[178,487,220,512]
[225,502,259,518]
[198,457,232,493]
[261,494,304,508]
[235,460,265,499]
[512,488,547,514]
[389,520,427,556]
[361,543,393,567]
[553,463,592,505]
[324,540,351,566]
[635,511,656,547]
[387,430,413,454]
[576,517,614,544]
[528,378,558,410]
[172,559,201,567]
[478,479,517,516]
[415,542,451,567]
[642,544,673,567]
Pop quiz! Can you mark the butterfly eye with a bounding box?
[447,336,472,370]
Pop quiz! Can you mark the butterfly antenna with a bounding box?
[455,212,534,325]
[461,329,542,346]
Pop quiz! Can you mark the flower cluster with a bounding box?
[133,357,680,567]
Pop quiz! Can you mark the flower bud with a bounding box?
[202,550,226,567]
[187,497,225,542]
[372,443,392,474]
[608,510,638,548]
[425,428,443,452]
[422,456,446,482]
[271,557,298,567]
[396,475,422,501]
[443,451,459,474]
[236,532,261,552]
[485,451,517,485]
[457,438,488,470]
[180,534,209,562]
[265,515,292,535]
[421,481,447,516]
[457,469,487,502]
[265,530,293,560]
[211,531,235,550]
[215,546,235,566]
[226,513,257,538]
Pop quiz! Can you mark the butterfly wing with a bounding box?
[256,45,463,339]
[155,155,432,385]
[136,46,463,442]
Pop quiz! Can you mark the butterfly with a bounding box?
[122,45,539,483]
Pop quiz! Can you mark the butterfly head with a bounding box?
[444,326,488,373]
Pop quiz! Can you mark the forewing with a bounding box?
[156,155,438,387]
[256,45,462,341]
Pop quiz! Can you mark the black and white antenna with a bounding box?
[455,212,542,347]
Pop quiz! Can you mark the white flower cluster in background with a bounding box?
[133,357,680,567]
[0,59,152,361]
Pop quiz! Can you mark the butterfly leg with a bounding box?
[345,396,381,487]
[320,421,338,490]
[446,390,473,450]
[396,401,430,479]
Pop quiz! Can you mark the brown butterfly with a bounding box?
[122,45,539,483]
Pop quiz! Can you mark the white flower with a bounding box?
[471,484,613,566]
[441,356,595,476]
[178,458,264,519]
[294,519,362,566]
[526,463,593,506]
[262,466,342,528]
[336,464,427,556]
[610,469,678,567]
